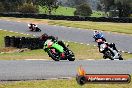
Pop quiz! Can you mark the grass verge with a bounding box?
[0,30,132,60]
[0,78,131,88]
[49,20,132,34]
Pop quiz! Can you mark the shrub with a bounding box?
[74,3,92,16]
[0,2,5,12]
[19,3,39,13]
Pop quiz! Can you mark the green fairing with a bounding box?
[44,39,64,53]
[52,43,64,53]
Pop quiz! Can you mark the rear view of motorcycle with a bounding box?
[43,39,75,61]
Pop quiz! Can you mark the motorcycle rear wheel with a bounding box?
[119,57,123,60]
[105,51,114,60]
[67,50,75,61]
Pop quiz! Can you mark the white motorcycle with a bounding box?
[99,43,123,60]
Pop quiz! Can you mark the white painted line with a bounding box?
[85,59,94,60]
[68,27,72,28]
[0,29,2,30]
[17,21,21,22]
[6,20,10,21]
[26,34,29,35]
[87,44,90,45]
[128,52,131,54]
[61,26,65,28]
[33,35,36,37]
[122,51,125,53]
[21,33,24,35]
[93,45,97,46]
[80,43,83,44]
[25,59,49,61]
[74,42,77,43]
[47,78,58,80]
[9,31,13,32]
[15,32,19,33]
[3,30,7,31]
[58,77,72,79]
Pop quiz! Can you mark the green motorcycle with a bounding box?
[43,39,75,61]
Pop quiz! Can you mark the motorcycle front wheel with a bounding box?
[48,49,60,61]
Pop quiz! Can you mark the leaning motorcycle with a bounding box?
[43,39,75,61]
[99,43,123,60]
[28,24,41,32]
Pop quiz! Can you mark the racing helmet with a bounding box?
[40,33,49,41]
[28,23,31,27]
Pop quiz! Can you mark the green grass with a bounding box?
[39,6,76,16]
[49,20,132,34]
[0,78,131,88]
[91,11,105,17]
[39,6,104,17]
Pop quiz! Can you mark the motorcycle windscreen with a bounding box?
[52,43,64,53]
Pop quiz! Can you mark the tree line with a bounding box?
[98,0,132,17]
[0,0,131,17]
[0,0,59,15]
[0,0,92,16]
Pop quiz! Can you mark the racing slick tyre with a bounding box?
[35,27,41,32]
[67,50,75,61]
[48,49,60,61]
[119,57,123,60]
[105,51,114,60]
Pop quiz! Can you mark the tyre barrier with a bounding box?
[4,36,44,50]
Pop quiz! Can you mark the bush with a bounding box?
[19,3,39,13]
[74,3,92,16]
[0,2,5,12]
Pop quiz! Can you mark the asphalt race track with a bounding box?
[0,19,132,81]
[0,60,132,81]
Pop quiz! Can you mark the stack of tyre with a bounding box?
[4,36,44,50]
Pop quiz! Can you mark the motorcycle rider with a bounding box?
[96,39,119,59]
[93,30,106,41]
[28,23,38,31]
[40,33,67,58]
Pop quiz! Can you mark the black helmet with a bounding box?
[40,33,49,40]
